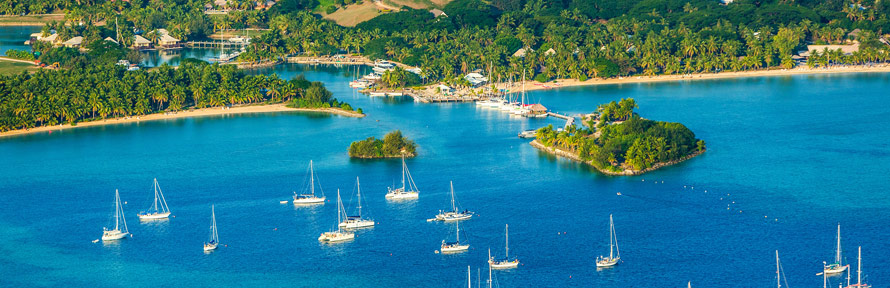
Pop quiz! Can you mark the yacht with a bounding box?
[595,214,620,267]
[293,160,326,205]
[432,181,473,221]
[101,189,130,241]
[339,177,375,229]
[137,178,171,220]
[386,155,420,200]
[318,189,355,243]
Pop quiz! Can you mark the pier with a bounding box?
[185,41,248,48]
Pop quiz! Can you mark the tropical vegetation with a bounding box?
[536,98,705,174]
[0,61,355,132]
[348,130,417,158]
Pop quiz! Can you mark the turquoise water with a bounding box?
[0,26,38,56]
[1,27,890,287]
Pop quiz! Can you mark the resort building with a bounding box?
[799,42,860,57]
[62,36,84,49]
[155,29,182,49]
[437,84,454,95]
[26,32,59,45]
[132,35,152,49]
[464,72,488,87]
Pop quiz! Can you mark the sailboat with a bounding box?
[385,155,420,200]
[101,189,130,241]
[293,160,326,205]
[489,224,519,269]
[440,220,469,253]
[137,178,171,220]
[595,214,620,267]
[433,181,473,221]
[339,177,375,229]
[823,224,848,275]
[203,205,219,251]
[843,246,870,288]
[318,189,355,243]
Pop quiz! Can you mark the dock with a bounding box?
[185,41,248,48]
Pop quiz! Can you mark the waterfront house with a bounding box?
[155,29,182,49]
[437,84,454,95]
[528,104,548,114]
[62,36,83,49]
[26,32,58,45]
[132,35,152,49]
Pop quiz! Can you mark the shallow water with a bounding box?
[1,28,889,287]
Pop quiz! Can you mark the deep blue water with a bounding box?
[1,28,890,287]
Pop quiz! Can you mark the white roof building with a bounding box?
[133,35,152,48]
[104,37,119,44]
[464,72,488,87]
[62,36,83,48]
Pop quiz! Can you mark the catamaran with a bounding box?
[137,178,171,220]
[824,224,849,275]
[101,189,130,241]
[318,189,355,243]
[293,160,326,205]
[843,246,870,288]
[432,181,473,221]
[204,205,219,251]
[440,220,469,253]
[385,156,420,200]
[339,177,375,229]
[595,214,620,267]
[489,224,519,269]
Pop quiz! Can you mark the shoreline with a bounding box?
[530,139,704,176]
[508,64,890,93]
[0,104,364,138]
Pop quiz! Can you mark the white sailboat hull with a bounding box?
[596,257,620,267]
[318,231,355,243]
[824,264,848,274]
[101,230,129,241]
[441,244,469,253]
[489,259,519,269]
[339,219,375,229]
[435,212,473,221]
[137,212,171,220]
[368,92,387,97]
[385,190,419,200]
[203,242,218,251]
[293,196,325,205]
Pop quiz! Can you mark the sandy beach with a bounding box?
[498,64,890,93]
[0,104,364,138]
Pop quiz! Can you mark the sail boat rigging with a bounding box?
[293,160,326,205]
[318,189,355,243]
[489,224,519,269]
[386,155,420,200]
[843,246,870,288]
[138,178,171,220]
[595,214,620,267]
[432,181,473,221]
[776,250,790,288]
[203,205,219,251]
[101,189,130,241]
[340,177,375,229]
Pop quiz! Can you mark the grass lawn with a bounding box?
[0,14,65,26]
[0,61,38,75]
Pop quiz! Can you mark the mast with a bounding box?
[401,156,406,190]
[310,160,315,197]
[450,181,456,213]
[467,266,471,288]
[505,224,510,259]
[356,177,362,217]
[609,214,614,259]
[836,224,842,264]
[336,189,343,232]
[856,246,861,286]
[776,250,781,288]
[114,189,120,230]
[210,205,218,243]
[153,179,159,212]
[488,249,493,288]
[456,220,460,243]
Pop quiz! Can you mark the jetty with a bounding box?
[186,41,248,48]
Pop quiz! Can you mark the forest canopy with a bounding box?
[348,130,417,158]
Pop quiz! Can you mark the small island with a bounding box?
[348,130,417,159]
[532,98,705,175]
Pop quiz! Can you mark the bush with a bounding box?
[5,49,35,61]
[534,73,550,83]
[325,5,337,14]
